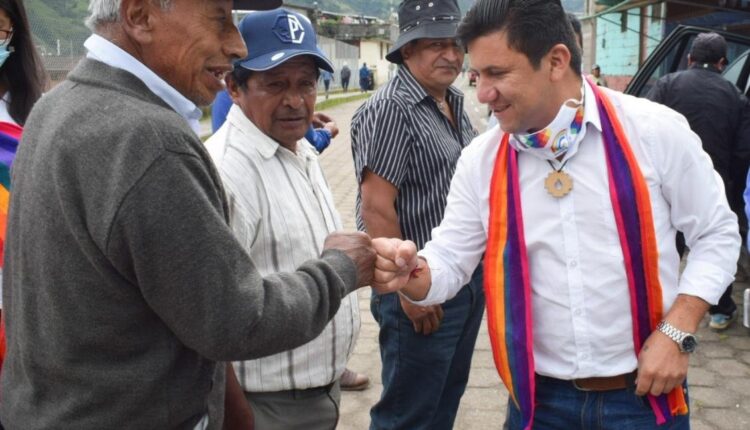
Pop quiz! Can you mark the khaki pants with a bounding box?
[245,380,341,430]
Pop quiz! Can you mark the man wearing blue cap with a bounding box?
[0,1,388,429]
[351,0,484,428]
[205,9,361,429]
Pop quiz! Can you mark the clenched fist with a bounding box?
[323,231,376,287]
[371,237,418,294]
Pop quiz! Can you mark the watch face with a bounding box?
[681,335,698,353]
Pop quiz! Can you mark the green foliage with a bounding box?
[26,0,90,55]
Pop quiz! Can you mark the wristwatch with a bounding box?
[656,321,698,353]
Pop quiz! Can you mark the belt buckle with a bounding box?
[572,379,592,392]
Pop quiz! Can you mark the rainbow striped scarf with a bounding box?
[0,120,21,267]
[485,83,688,429]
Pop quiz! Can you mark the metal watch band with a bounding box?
[656,320,687,344]
[656,320,697,353]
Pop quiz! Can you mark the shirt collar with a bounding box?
[581,78,602,134]
[84,34,203,135]
[689,63,722,73]
[544,78,602,162]
[226,104,314,161]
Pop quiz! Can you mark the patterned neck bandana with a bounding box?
[511,87,585,160]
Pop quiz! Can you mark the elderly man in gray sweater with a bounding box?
[0,1,410,429]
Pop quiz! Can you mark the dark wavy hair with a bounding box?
[0,0,45,125]
[458,0,582,75]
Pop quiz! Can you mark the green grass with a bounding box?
[317,88,348,97]
[315,93,371,110]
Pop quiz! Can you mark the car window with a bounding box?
[628,29,750,97]
[723,49,750,94]
[642,38,750,95]
[636,34,694,97]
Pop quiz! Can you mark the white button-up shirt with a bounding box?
[206,104,359,391]
[84,34,203,135]
[418,81,739,379]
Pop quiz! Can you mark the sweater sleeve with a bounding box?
[104,151,358,361]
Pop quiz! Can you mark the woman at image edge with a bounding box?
[0,0,46,372]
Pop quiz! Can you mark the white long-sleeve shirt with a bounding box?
[418,82,739,380]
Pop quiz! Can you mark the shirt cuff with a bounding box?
[678,258,736,305]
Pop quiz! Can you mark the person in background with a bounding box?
[647,32,744,331]
[321,68,333,99]
[589,64,608,87]
[0,0,46,374]
[359,62,370,93]
[341,63,351,92]
[0,0,43,126]
[352,1,484,428]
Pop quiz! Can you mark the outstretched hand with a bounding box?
[312,112,339,138]
[371,238,418,294]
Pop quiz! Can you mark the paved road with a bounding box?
[316,76,750,429]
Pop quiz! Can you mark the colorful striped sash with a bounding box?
[0,120,21,267]
[485,83,688,429]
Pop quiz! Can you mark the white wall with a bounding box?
[360,40,394,89]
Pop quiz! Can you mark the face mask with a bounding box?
[511,87,585,159]
[0,44,13,69]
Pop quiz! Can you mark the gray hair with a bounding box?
[86,0,172,30]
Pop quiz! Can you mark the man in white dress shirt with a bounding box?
[372,0,740,428]
[205,9,359,430]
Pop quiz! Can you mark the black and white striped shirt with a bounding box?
[351,66,477,248]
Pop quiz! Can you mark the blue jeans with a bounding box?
[504,375,690,430]
[369,266,485,430]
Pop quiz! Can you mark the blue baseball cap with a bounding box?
[236,9,334,73]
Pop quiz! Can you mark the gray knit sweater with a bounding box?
[0,59,358,429]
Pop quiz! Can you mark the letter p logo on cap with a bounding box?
[274,14,305,45]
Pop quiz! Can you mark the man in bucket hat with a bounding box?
[351,0,485,428]
[0,1,387,429]
[205,8,363,429]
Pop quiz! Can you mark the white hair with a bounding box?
[86,0,172,30]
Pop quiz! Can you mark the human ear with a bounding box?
[120,0,157,44]
[546,43,572,82]
[401,41,417,62]
[226,75,244,103]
